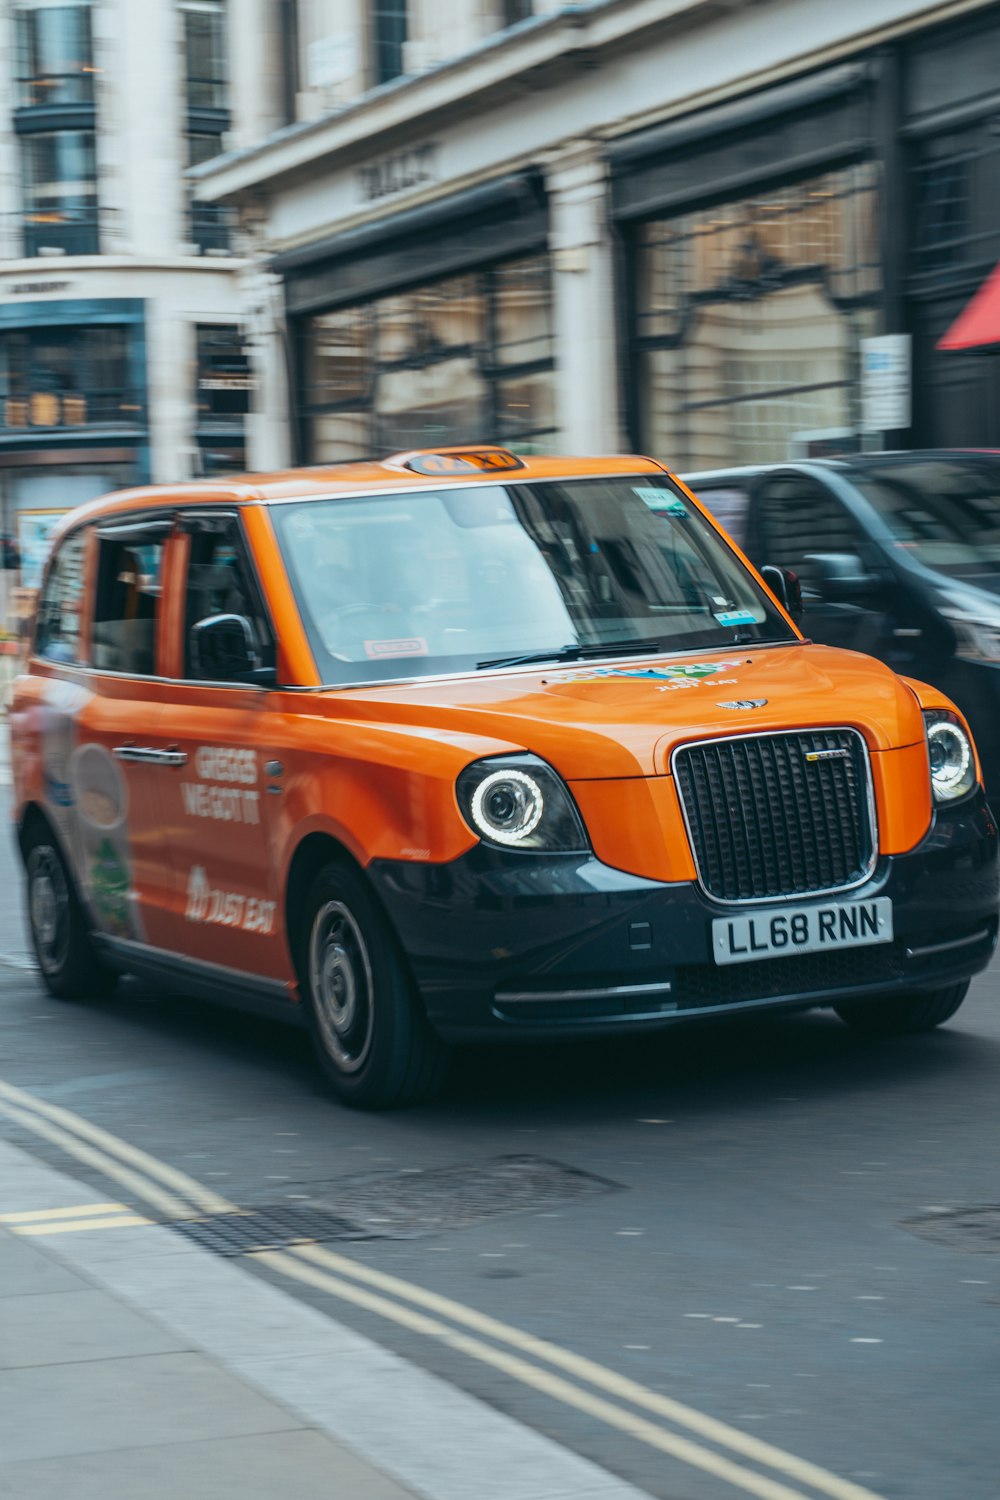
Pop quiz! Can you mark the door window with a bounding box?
[183,518,273,680]
[754,478,863,594]
[35,528,88,663]
[91,529,166,675]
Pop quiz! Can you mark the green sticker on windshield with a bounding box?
[633,486,687,516]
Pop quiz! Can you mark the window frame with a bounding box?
[32,524,90,665]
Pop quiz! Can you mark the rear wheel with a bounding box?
[834,981,970,1036]
[23,823,117,1000]
[300,859,449,1108]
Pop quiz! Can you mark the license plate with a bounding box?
[712,897,893,966]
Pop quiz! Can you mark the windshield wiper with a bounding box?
[477,640,662,671]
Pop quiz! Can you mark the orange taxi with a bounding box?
[11,448,999,1107]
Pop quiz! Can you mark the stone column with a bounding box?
[241,246,293,472]
[100,0,184,256]
[544,139,623,454]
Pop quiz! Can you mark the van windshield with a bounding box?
[271,474,793,684]
[850,457,1000,579]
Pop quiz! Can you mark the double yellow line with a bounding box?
[0,1076,886,1500]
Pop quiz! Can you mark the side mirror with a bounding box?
[760,564,803,624]
[190,613,274,684]
[805,552,877,604]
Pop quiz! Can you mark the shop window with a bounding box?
[20,128,98,256]
[34,528,88,663]
[634,163,881,469]
[0,326,137,433]
[15,3,95,110]
[912,128,1000,278]
[195,325,252,428]
[373,0,407,85]
[300,255,557,462]
[92,531,165,677]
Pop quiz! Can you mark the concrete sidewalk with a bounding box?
[0,1138,648,1500]
[0,1219,419,1500]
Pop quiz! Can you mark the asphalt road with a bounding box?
[1,781,998,1500]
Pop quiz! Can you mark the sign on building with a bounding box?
[861,335,912,433]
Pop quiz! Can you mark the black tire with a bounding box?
[834,981,970,1036]
[299,858,449,1108]
[23,821,118,1001]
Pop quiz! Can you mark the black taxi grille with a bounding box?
[673,729,874,903]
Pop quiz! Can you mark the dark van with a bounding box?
[683,451,1000,800]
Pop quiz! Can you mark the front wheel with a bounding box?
[834,981,970,1036]
[23,823,118,1000]
[300,859,449,1108]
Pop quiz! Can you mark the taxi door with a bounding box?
[154,512,286,982]
[68,518,178,950]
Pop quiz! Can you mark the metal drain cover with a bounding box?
[305,1153,618,1238]
[903,1205,1000,1254]
[171,1205,371,1256]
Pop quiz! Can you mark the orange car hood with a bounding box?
[329,643,926,780]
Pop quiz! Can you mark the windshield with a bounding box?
[271,475,794,684]
[850,457,1000,578]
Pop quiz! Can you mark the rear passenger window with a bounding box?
[91,530,166,676]
[35,530,88,664]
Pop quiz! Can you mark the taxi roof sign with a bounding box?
[393,447,526,477]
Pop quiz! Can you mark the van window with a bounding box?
[91,532,165,676]
[35,529,88,663]
[183,519,273,679]
[754,478,863,592]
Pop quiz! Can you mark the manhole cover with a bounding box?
[903,1206,1000,1254]
[170,1156,618,1255]
[305,1153,619,1237]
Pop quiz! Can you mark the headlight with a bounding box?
[923,710,977,803]
[945,614,1000,664]
[457,755,588,851]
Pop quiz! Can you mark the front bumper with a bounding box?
[369,791,999,1043]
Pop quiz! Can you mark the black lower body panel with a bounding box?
[368,793,999,1043]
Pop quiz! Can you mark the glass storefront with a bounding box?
[301,255,556,461]
[0,325,139,434]
[634,163,881,469]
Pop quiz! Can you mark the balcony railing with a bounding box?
[1,389,145,437]
[18,210,100,258]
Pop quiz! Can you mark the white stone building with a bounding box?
[193,0,1000,476]
[0,0,281,582]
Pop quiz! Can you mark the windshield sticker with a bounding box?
[713,610,759,627]
[632,486,687,516]
[364,637,429,659]
[561,661,736,685]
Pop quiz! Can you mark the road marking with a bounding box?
[258,1248,813,1500]
[0,1201,127,1222]
[12,1213,152,1235]
[0,1077,230,1214]
[0,1076,889,1500]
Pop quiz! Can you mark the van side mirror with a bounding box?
[760,565,803,624]
[805,552,877,604]
[190,613,275,685]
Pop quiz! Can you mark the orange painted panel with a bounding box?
[870,743,933,854]
[568,777,697,883]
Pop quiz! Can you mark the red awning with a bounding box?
[938,260,1000,350]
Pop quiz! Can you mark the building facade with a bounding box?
[193,0,1000,476]
[0,0,285,593]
